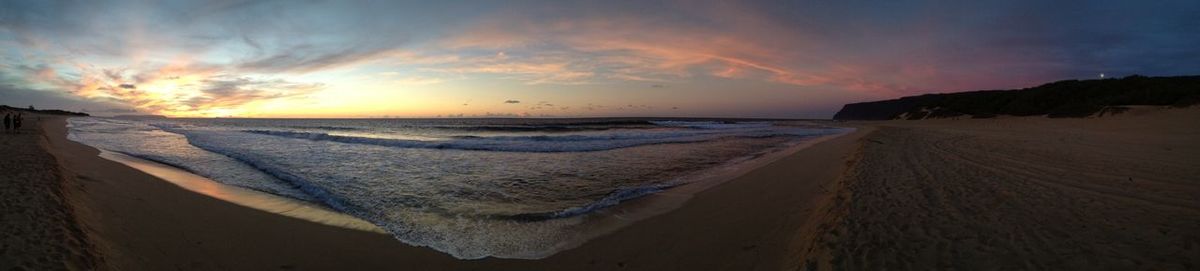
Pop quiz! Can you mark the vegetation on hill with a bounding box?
[0,105,90,116]
[833,75,1200,120]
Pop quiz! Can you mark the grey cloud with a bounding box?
[504,100,520,104]
[183,76,323,110]
[236,47,396,74]
[103,69,125,81]
[93,108,138,113]
[481,112,521,117]
[3,1,414,74]
[528,101,555,110]
[0,83,132,115]
[241,34,263,51]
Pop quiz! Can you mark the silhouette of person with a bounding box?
[13,113,21,132]
[3,113,10,132]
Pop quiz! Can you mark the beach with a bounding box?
[4,1,1197,269]
[30,116,866,270]
[0,115,98,270]
[808,107,1200,270]
[6,107,1197,270]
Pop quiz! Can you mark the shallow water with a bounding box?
[97,150,383,233]
[67,117,849,259]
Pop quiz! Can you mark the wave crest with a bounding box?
[242,127,829,152]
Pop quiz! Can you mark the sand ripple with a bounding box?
[807,111,1200,270]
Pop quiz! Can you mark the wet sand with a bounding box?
[96,150,384,233]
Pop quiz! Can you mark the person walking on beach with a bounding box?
[3,113,10,132]
[13,113,21,133]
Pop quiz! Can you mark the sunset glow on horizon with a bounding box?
[3,1,1198,118]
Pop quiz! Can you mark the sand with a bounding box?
[804,107,1200,270]
[10,107,1198,270]
[0,114,99,270]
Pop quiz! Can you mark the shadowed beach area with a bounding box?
[0,115,99,270]
[805,107,1200,270]
[2,107,1196,270]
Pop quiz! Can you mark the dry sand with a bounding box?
[10,107,1198,270]
[804,107,1200,270]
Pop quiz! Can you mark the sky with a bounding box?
[2,0,1198,118]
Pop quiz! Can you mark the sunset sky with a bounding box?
[2,1,1198,118]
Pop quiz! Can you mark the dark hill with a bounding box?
[0,105,90,116]
[833,75,1200,120]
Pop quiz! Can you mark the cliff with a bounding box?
[832,75,1200,120]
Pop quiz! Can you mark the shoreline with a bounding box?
[65,116,856,260]
[40,116,872,269]
[94,150,384,233]
[489,126,859,259]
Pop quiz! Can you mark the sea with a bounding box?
[66,117,851,259]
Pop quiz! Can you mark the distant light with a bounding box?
[1100,73,1105,78]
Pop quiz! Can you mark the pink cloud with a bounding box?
[434,3,1057,99]
[438,10,850,90]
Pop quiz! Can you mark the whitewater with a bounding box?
[66,117,851,259]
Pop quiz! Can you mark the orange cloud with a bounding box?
[23,60,322,117]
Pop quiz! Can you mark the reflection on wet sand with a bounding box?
[98,150,384,233]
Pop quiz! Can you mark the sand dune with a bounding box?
[806,108,1200,270]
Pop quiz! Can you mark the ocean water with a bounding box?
[66,117,850,259]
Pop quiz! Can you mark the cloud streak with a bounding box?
[237,47,402,74]
[184,76,323,111]
[439,7,840,87]
[433,1,1200,97]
